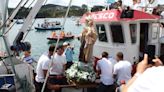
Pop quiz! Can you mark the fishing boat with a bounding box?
[80,8,164,64]
[35,20,62,31]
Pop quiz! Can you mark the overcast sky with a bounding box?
[8,0,164,8]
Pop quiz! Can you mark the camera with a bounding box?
[10,31,31,52]
[145,45,155,65]
[10,42,31,52]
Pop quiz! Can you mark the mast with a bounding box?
[14,0,46,44]
[7,0,27,28]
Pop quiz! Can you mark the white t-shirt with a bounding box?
[131,3,142,11]
[128,66,164,92]
[50,53,66,75]
[108,57,117,67]
[96,58,114,85]
[35,52,51,83]
[113,60,132,84]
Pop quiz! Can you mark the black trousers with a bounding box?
[96,83,115,92]
[66,62,73,69]
[35,81,50,92]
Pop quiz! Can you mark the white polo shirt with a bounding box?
[50,53,67,75]
[128,66,164,92]
[96,58,114,85]
[35,52,51,83]
[113,60,132,84]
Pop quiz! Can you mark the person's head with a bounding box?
[24,50,31,56]
[49,45,55,56]
[133,0,137,4]
[137,0,141,3]
[102,51,109,58]
[116,52,124,61]
[56,45,64,55]
[117,0,122,6]
[63,42,69,48]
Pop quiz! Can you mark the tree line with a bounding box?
[8,4,105,19]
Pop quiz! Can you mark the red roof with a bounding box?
[80,9,160,23]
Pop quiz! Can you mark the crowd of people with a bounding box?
[21,42,164,92]
[18,1,164,91]
[108,0,164,18]
[96,51,132,92]
[34,42,74,92]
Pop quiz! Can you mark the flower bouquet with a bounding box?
[65,62,96,85]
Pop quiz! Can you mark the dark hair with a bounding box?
[102,52,108,58]
[57,45,63,50]
[117,52,123,59]
[49,45,55,52]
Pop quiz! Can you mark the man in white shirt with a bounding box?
[50,45,66,75]
[35,45,55,92]
[113,52,132,85]
[49,45,67,92]
[96,52,115,92]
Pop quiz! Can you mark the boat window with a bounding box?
[96,24,108,42]
[130,24,137,44]
[110,24,124,43]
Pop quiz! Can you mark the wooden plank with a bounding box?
[48,83,98,90]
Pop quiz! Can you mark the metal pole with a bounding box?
[41,0,73,92]
[2,0,16,74]
[0,0,25,31]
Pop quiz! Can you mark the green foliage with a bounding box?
[8,4,88,18]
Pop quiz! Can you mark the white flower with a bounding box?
[65,62,96,83]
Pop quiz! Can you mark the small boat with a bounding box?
[47,31,74,41]
[47,35,74,41]
[35,25,62,31]
[75,20,81,26]
[35,20,63,31]
[15,20,24,24]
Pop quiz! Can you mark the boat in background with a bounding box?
[47,31,74,41]
[35,19,62,31]
[75,19,81,26]
[15,19,24,24]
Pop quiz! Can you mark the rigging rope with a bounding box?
[4,0,35,35]
[0,0,24,31]
[23,0,48,41]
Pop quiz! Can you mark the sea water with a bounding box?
[7,18,83,61]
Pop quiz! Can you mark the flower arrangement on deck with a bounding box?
[65,62,96,85]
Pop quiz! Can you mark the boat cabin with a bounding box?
[81,9,164,64]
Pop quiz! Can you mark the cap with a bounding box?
[63,42,68,46]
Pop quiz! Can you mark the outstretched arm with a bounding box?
[122,54,148,92]
[122,54,163,92]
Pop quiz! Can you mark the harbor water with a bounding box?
[7,18,83,61]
